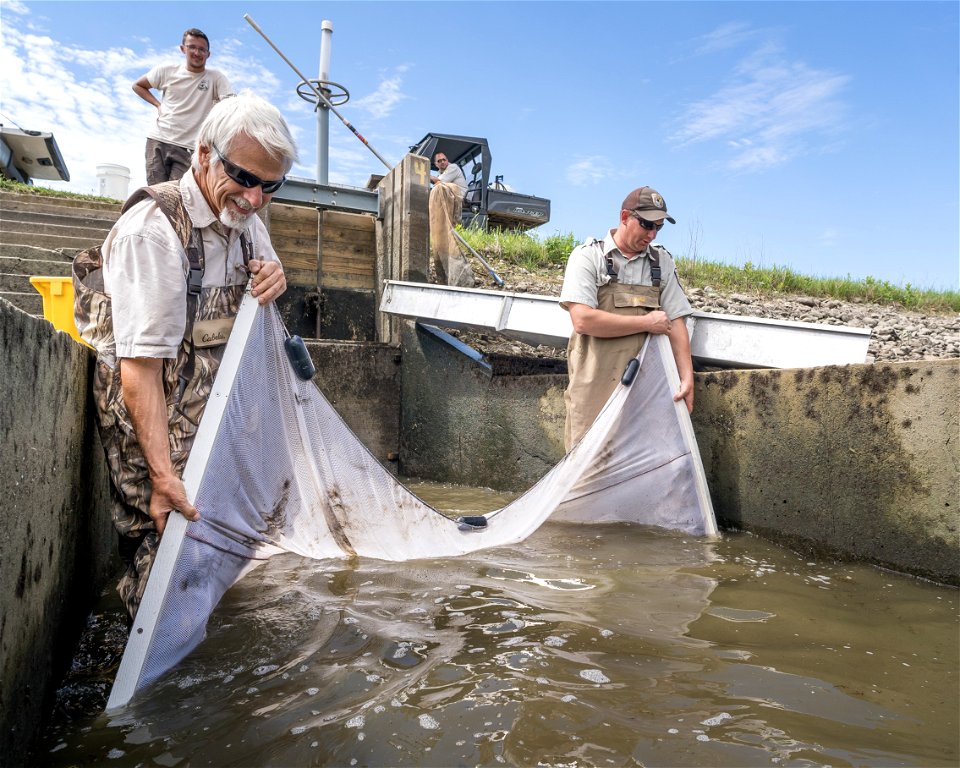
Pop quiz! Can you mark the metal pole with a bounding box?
[315,20,334,336]
[316,20,332,185]
[244,14,392,170]
[452,228,504,287]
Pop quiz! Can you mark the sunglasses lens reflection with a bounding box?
[635,215,664,232]
[213,144,285,193]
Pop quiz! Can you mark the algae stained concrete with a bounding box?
[0,299,115,765]
[400,322,566,491]
[693,360,960,585]
[306,339,402,468]
[399,323,958,584]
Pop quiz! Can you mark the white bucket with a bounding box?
[96,163,131,200]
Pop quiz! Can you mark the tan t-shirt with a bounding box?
[144,63,234,149]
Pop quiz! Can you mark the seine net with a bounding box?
[108,299,715,709]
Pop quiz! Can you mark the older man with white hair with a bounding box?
[74,92,298,620]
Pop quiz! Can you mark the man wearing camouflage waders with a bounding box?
[74,92,298,619]
[558,186,695,451]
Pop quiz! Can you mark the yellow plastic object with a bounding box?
[28,275,88,346]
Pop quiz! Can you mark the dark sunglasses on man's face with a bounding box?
[212,144,286,194]
[631,212,665,232]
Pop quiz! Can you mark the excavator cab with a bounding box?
[410,133,549,231]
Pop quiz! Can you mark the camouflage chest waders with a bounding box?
[563,250,663,452]
[73,182,252,618]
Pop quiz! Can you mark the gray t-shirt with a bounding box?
[438,162,468,194]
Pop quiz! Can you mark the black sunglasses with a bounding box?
[631,212,665,232]
[630,211,667,232]
[212,144,286,194]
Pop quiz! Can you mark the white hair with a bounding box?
[194,90,298,172]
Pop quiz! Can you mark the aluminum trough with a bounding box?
[379,280,872,369]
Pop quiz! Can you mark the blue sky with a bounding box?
[2,0,958,290]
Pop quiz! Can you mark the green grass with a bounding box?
[458,225,575,272]
[459,227,959,314]
[678,258,960,312]
[0,177,117,204]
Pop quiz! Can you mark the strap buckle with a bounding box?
[187,266,203,296]
[605,254,618,280]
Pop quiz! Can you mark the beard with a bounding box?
[219,197,256,231]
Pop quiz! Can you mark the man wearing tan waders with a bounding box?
[559,186,695,451]
[428,151,475,287]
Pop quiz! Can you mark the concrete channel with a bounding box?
[1,166,958,763]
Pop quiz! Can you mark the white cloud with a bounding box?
[351,65,410,120]
[3,0,28,15]
[671,36,850,172]
[693,21,759,55]
[816,227,840,249]
[727,144,788,172]
[0,9,302,195]
[1,25,152,193]
[565,155,614,186]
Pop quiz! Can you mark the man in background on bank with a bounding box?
[428,151,474,287]
[133,28,235,184]
[558,186,694,451]
[74,93,296,619]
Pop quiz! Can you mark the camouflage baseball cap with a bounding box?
[621,186,675,224]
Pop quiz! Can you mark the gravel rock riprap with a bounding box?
[445,266,959,366]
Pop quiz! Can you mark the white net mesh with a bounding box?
[108,300,715,709]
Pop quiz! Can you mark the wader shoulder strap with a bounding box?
[649,247,661,288]
[239,232,253,266]
[125,182,204,291]
[605,253,618,281]
[126,183,208,403]
[581,238,617,283]
[605,243,661,292]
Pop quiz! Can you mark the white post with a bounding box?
[316,20,333,185]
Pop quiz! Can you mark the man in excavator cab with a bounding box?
[428,151,474,287]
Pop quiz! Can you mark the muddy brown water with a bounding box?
[40,481,957,767]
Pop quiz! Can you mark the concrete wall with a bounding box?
[400,323,566,489]
[0,301,404,765]
[307,339,402,468]
[693,361,960,584]
[0,299,115,765]
[399,322,960,585]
